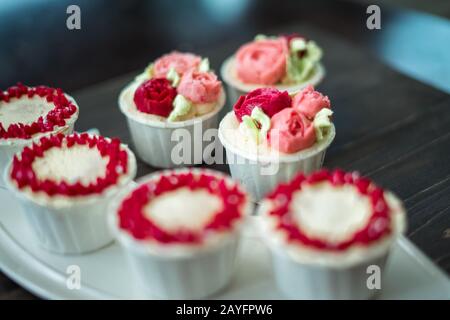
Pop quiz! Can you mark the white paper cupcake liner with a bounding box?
[221,56,325,106]
[4,145,136,255]
[119,86,226,168]
[219,124,335,202]
[258,186,406,300]
[270,246,388,299]
[108,168,253,299]
[123,235,239,299]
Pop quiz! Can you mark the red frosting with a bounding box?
[233,88,292,122]
[0,83,78,139]
[10,133,129,196]
[118,171,247,244]
[133,78,177,117]
[265,169,392,251]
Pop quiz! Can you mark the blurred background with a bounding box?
[0,0,449,93]
[0,0,449,299]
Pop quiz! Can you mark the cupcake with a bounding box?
[258,169,407,299]
[221,34,325,103]
[109,169,252,299]
[0,83,79,187]
[218,85,335,201]
[119,52,226,168]
[4,133,137,254]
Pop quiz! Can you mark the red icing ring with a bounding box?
[10,133,129,196]
[0,83,78,139]
[265,169,392,251]
[118,171,247,244]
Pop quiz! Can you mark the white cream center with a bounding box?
[0,97,54,129]
[144,188,223,233]
[32,144,109,185]
[290,183,372,243]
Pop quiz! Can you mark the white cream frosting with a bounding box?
[259,189,407,268]
[144,188,223,233]
[32,144,109,185]
[110,168,254,257]
[7,138,137,208]
[290,183,372,243]
[0,97,54,128]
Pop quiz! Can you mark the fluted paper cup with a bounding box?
[109,169,253,299]
[258,191,406,300]
[218,118,335,202]
[4,145,136,255]
[119,85,226,168]
[270,246,388,299]
[117,231,239,299]
[221,56,325,106]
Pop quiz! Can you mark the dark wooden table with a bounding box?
[1,0,449,299]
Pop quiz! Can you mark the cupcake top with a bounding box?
[221,34,324,92]
[119,52,225,125]
[259,169,406,267]
[112,169,252,255]
[0,83,79,143]
[7,133,136,207]
[219,86,334,159]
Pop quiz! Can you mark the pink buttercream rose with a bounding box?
[177,70,222,103]
[153,52,201,78]
[268,108,316,153]
[293,85,331,119]
[235,38,288,85]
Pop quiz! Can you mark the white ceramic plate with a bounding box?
[0,188,448,300]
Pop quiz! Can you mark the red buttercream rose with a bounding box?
[233,88,292,122]
[133,78,177,117]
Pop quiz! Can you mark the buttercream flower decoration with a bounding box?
[232,86,333,153]
[133,78,177,117]
[268,108,316,153]
[241,107,271,143]
[234,34,323,85]
[132,52,223,122]
[233,88,291,122]
[292,84,330,119]
[283,34,322,84]
[153,52,201,78]
[177,70,221,104]
[235,37,288,85]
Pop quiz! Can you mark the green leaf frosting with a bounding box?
[135,63,153,82]
[242,115,259,143]
[241,107,271,144]
[168,94,192,122]
[254,34,268,41]
[251,107,271,142]
[313,108,333,141]
[166,67,180,87]
[198,58,210,72]
[285,40,322,83]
